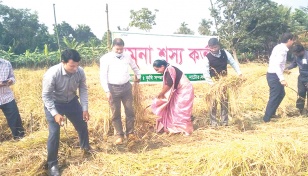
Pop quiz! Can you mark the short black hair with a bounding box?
[112,38,125,46]
[292,43,305,53]
[153,60,169,68]
[61,49,81,63]
[208,38,219,46]
[280,33,294,43]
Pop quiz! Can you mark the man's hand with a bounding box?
[134,78,140,83]
[106,92,112,102]
[280,80,288,87]
[7,79,13,86]
[284,69,291,75]
[134,75,140,83]
[83,111,90,122]
[54,114,64,126]
[0,80,12,87]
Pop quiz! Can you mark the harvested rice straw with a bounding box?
[204,70,265,118]
[133,77,145,126]
[102,107,111,139]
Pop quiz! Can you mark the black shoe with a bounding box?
[299,109,304,115]
[48,164,60,176]
[271,114,281,118]
[83,147,96,156]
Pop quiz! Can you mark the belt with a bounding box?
[108,82,129,87]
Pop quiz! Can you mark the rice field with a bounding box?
[0,63,308,176]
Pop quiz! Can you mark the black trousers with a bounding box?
[0,99,24,139]
[296,75,308,111]
[263,73,285,122]
[45,96,90,167]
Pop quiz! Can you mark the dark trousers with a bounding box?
[210,88,228,126]
[44,96,90,167]
[296,75,308,111]
[263,73,285,122]
[0,99,24,139]
[108,82,135,137]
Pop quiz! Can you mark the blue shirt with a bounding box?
[287,50,308,77]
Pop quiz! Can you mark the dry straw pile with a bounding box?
[0,63,308,175]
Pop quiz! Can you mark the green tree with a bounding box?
[54,21,75,40]
[74,24,98,43]
[129,8,158,32]
[62,36,82,49]
[174,22,195,35]
[0,3,53,54]
[291,7,308,33]
[210,0,292,61]
[102,31,112,50]
[198,19,213,35]
[53,21,75,50]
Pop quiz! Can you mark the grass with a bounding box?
[0,62,308,176]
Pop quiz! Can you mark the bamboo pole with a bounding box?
[53,4,62,61]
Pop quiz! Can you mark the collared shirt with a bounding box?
[267,43,289,81]
[0,58,16,105]
[287,51,308,77]
[203,49,242,84]
[100,52,141,92]
[42,63,88,116]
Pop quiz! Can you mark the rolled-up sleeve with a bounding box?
[42,72,58,116]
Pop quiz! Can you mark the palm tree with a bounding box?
[174,22,195,35]
[198,19,213,35]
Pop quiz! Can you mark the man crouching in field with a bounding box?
[42,49,92,176]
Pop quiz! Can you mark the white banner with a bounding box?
[112,31,217,83]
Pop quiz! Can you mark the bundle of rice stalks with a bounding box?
[133,81,145,127]
[204,65,268,119]
[204,75,247,114]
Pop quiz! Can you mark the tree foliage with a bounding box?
[74,24,98,43]
[129,8,158,32]
[210,0,295,61]
[174,22,195,35]
[0,3,53,54]
[198,19,213,35]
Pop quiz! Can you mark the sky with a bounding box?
[1,0,308,39]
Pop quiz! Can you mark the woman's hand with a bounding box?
[157,92,166,99]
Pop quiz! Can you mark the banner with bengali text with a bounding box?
[112,32,217,83]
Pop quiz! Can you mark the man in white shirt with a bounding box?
[100,38,141,144]
[263,33,295,122]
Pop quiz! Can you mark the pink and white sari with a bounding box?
[151,66,194,135]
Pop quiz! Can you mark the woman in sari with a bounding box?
[151,60,194,135]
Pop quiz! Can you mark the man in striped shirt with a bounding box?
[0,58,24,139]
